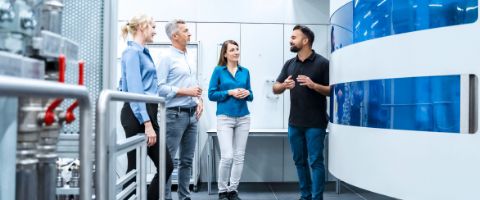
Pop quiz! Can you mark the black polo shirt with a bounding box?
[276,51,329,128]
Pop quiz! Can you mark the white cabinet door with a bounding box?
[241,24,285,129]
[197,23,241,130]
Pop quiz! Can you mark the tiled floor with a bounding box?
[169,182,397,200]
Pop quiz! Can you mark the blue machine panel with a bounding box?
[331,75,461,133]
[330,0,478,52]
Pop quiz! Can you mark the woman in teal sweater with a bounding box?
[208,40,253,200]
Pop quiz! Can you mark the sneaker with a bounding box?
[184,198,191,200]
[228,191,241,200]
[218,192,229,200]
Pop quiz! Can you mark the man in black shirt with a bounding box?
[273,25,330,200]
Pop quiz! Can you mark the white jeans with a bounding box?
[217,115,250,193]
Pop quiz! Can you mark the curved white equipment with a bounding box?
[329,1,480,199]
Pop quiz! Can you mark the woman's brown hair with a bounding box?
[217,40,239,66]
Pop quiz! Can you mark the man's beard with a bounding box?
[290,45,300,52]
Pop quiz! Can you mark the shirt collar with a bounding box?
[128,41,144,50]
[127,41,150,54]
[295,50,316,62]
[221,65,243,71]
[170,46,187,55]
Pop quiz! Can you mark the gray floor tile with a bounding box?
[341,183,397,200]
[167,182,397,200]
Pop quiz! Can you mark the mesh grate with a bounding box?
[61,0,104,134]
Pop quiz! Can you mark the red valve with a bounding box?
[44,99,63,125]
[65,60,84,124]
[44,54,66,126]
[65,101,78,123]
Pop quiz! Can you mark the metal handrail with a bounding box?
[116,134,146,156]
[96,90,166,200]
[116,169,137,189]
[0,75,93,200]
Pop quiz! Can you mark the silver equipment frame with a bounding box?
[0,75,93,200]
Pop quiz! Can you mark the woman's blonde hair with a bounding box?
[121,14,154,40]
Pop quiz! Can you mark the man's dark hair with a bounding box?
[293,25,315,47]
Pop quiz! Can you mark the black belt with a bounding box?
[167,106,197,113]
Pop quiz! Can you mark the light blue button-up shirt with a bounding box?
[119,41,157,123]
[156,46,198,108]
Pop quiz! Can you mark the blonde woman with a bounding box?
[119,14,173,200]
[208,40,253,200]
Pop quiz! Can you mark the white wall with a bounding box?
[119,0,329,24]
[117,0,330,183]
[330,0,351,16]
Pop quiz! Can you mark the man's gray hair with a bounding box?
[165,19,186,40]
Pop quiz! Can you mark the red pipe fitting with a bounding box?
[65,60,84,124]
[58,54,65,83]
[44,54,66,126]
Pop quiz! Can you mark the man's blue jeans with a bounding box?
[288,125,326,200]
[165,109,198,200]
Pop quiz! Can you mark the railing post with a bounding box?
[95,90,166,200]
[158,101,166,200]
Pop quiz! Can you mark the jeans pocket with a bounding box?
[166,110,178,119]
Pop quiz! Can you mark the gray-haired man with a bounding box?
[156,19,203,200]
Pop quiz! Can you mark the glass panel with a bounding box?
[330,0,478,51]
[331,2,354,52]
[354,0,478,42]
[331,75,461,133]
